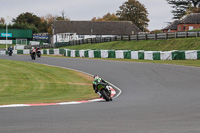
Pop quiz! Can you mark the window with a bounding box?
[189,26,193,30]
[78,35,84,38]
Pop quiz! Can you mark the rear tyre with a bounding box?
[37,52,41,57]
[101,90,110,101]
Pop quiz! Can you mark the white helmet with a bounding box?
[94,75,99,80]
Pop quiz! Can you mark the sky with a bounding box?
[0,0,174,31]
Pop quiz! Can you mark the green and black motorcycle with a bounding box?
[96,83,112,101]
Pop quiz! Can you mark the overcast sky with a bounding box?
[0,0,173,31]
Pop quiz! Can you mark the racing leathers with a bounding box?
[92,78,108,97]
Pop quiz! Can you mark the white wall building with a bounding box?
[52,20,141,44]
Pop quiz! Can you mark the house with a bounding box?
[163,20,180,33]
[177,13,200,31]
[163,13,200,33]
[52,20,141,43]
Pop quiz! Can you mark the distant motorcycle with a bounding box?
[36,48,41,58]
[30,50,36,60]
[8,49,13,56]
[96,84,112,101]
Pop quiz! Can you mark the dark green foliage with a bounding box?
[166,0,200,19]
[13,12,41,27]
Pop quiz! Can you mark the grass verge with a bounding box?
[0,59,97,105]
[0,44,15,49]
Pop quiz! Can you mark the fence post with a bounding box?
[175,32,177,39]
[121,35,123,41]
[155,33,157,40]
[82,39,84,44]
[196,31,199,37]
[128,35,131,41]
[185,31,188,38]
[165,33,168,40]
[145,34,147,40]
[136,34,138,41]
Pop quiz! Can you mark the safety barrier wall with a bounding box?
[1,49,200,60]
[64,49,200,60]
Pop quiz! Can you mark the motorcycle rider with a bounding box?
[8,45,13,56]
[36,47,40,52]
[30,47,36,54]
[8,45,12,50]
[92,75,109,98]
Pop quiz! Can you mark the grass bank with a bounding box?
[0,59,96,105]
[61,38,200,51]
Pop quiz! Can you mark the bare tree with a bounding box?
[0,17,5,24]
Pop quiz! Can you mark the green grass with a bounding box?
[0,59,97,105]
[0,44,15,49]
[61,37,200,51]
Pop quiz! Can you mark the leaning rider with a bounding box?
[92,75,108,97]
[8,45,12,51]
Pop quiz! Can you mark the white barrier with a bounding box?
[185,50,197,60]
[131,51,139,59]
[23,49,30,54]
[101,50,108,58]
[144,51,153,60]
[0,51,6,55]
[0,40,12,44]
[46,49,49,55]
[79,50,85,57]
[54,49,59,55]
[160,51,172,60]
[115,50,124,59]
[88,50,94,58]
[71,50,76,57]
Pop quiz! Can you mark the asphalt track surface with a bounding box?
[1,55,200,133]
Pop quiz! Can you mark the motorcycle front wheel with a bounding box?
[101,90,110,101]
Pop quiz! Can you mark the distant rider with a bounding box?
[92,75,109,98]
[36,47,40,52]
[8,45,12,51]
[30,47,36,54]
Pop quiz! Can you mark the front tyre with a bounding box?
[101,90,110,101]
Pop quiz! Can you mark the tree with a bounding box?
[91,12,119,21]
[0,17,5,24]
[13,12,41,28]
[11,22,39,33]
[116,0,149,31]
[166,0,200,19]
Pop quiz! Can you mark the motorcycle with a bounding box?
[30,51,36,60]
[8,49,13,56]
[36,49,41,57]
[96,83,112,101]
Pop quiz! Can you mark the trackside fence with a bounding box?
[53,31,200,48]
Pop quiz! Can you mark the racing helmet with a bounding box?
[94,75,99,80]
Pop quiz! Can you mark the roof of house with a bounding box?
[179,13,200,24]
[163,20,181,30]
[53,20,141,35]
